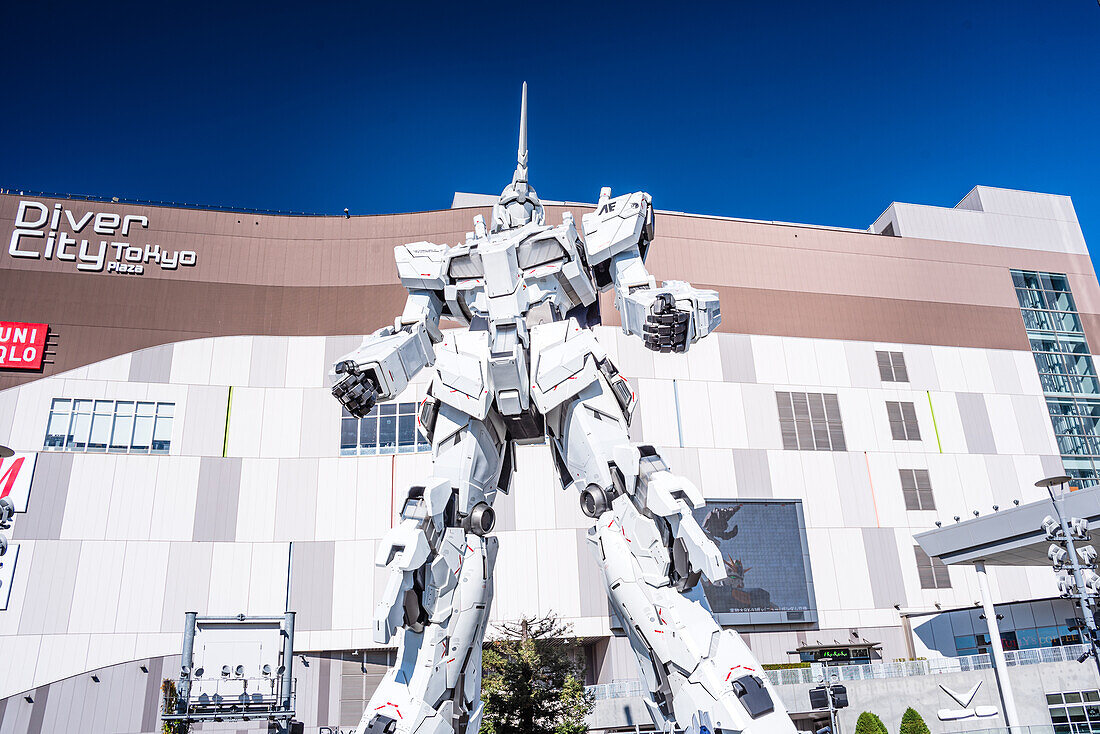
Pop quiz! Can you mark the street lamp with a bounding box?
[1036,475,1100,678]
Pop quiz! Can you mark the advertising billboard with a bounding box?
[692,499,817,625]
[0,322,47,370]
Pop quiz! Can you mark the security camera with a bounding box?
[1049,544,1070,568]
[1013,499,1020,506]
[234,665,244,677]
[954,516,961,522]
[1042,516,1061,539]
[993,505,999,511]
[221,665,231,677]
[262,664,272,676]
[973,510,980,517]
[935,521,942,527]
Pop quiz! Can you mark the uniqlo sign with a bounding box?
[0,452,37,512]
[0,322,47,370]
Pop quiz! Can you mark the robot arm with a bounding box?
[582,188,720,353]
[331,243,447,417]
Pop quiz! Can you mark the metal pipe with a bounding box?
[975,562,1020,732]
[179,611,198,715]
[281,610,295,712]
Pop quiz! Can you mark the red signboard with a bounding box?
[0,322,47,370]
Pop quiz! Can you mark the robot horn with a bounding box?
[514,81,529,183]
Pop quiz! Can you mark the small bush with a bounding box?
[855,712,880,734]
[899,707,930,734]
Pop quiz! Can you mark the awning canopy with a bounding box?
[915,485,1100,566]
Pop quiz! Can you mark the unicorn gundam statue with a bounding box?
[332,83,796,734]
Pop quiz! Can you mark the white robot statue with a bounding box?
[332,83,796,734]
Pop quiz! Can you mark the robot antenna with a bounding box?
[515,81,528,183]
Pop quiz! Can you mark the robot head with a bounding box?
[491,179,544,233]
[490,82,545,233]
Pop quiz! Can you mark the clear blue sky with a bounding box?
[4,1,1099,250]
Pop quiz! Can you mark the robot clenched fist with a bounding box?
[333,84,796,734]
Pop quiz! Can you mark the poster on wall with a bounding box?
[0,452,37,512]
[692,499,817,625]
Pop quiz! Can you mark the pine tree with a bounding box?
[855,712,881,734]
[899,707,930,734]
[480,614,594,734]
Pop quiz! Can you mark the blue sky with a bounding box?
[4,1,1099,251]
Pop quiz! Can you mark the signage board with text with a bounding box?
[0,322,47,370]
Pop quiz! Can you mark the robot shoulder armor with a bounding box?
[395,241,449,289]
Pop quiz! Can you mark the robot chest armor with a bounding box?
[448,223,597,324]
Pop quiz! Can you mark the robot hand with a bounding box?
[624,281,721,353]
[331,323,435,417]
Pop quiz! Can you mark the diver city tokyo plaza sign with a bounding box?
[8,200,197,275]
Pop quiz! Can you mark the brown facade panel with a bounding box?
[0,193,1091,386]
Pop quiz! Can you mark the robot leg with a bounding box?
[357,404,507,734]
[550,377,796,734]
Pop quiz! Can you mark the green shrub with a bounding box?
[855,712,881,734]
[899,707,930,734]
[871,713,888,734]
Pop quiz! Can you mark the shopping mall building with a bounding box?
[0,185,1097,733]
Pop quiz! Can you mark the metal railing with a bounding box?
[0,187,328,217]
[162,676,295,722]
[586,644,1090,698]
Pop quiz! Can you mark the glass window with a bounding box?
[45,399,71,448]
[776,392,846,451]
[341,401,430,457]
[1017,627,1040,649]
[42,398,175,454]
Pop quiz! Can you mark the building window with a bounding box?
[1047,690,1100,734]
[876,351,909,382]
[886,401,921,441]
[776,392,846,451]
[900,469,935,510]
[341,402,429,456]
[914,546,951,589]
[44,399,173,454]
[1013,269,1100,487]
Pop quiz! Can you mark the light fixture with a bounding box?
[234,665,244,677]
[221,665,231,677]
[0,445,13,458]
[935,521,942,527]
[139,664,148,674]
[1013,499,1020,506]
[262,664,272,676]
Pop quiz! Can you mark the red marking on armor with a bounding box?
[621,526,631,543]
[608,520,615,528]
[656,608,665,624]
[653,629,664,634]
[446,657,455,664]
